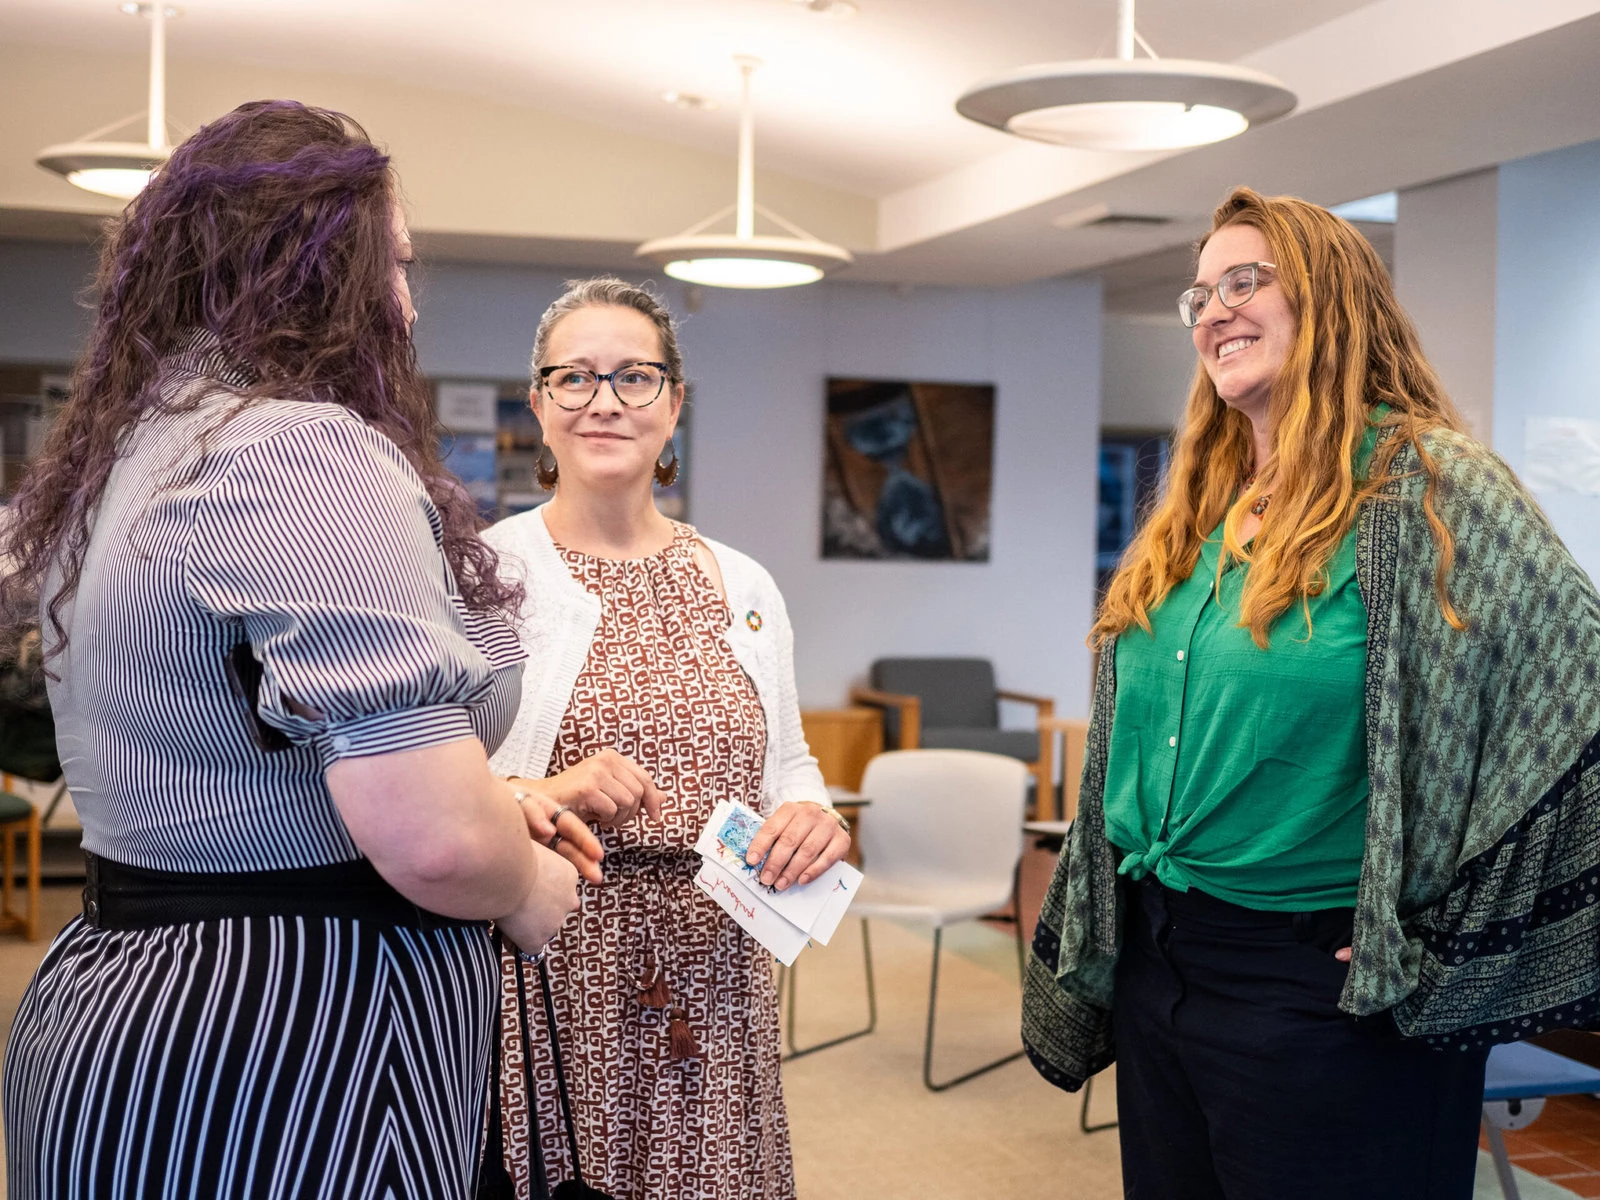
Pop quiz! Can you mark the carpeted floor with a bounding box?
[0,878,1583,1199]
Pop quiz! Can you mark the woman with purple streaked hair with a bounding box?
[0,100,616,1199]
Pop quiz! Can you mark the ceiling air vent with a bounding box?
[1049,203,1173,231]
[1087,212,1171,228]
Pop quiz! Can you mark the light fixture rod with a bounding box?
[77,110,147,144]
[147,2,168,149]
[734,56,759,241]
[753,202,821,242]
[1116,0,1135,62]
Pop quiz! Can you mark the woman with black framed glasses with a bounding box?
[1023,186,1600,1199]
[478,276,847,1200]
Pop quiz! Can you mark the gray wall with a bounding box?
[1101,314,1195,432]
[0,246,1103,714]
[0,240,97,362]
[415,263,1103,712]
[1394,169,1498,440]
[1493,137,1600,583]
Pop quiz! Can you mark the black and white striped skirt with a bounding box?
[3,914,498,1199]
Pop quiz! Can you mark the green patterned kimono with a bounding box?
[1023,428,1600,1090]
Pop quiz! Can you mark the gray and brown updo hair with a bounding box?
[530,276,685,385]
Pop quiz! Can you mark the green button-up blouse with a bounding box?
[1103,419,1383,911]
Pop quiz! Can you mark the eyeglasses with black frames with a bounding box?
[538,362,670,410]
[1177,262,1277,329]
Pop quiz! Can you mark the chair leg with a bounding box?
[25,808,41,941]
[780,918,876,1061]
[1079,1073,1119,1134]
[922,926,1026,1092]
[41,779,69,826]
[1029,758,1055,822]
[1011,861,1026,978]
[1483,1113,1522,1200]
[1,822,13,928]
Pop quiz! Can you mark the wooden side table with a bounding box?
[799,707,883,792]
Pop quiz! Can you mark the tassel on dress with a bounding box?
[668,1007,703,1061]
[636,963,670,1008]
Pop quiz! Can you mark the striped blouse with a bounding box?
[42,332,525,873]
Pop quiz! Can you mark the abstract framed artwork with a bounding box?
[1096,429,1171,595]
[822,377,994,561]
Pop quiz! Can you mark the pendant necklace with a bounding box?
[1241,471,1271,516]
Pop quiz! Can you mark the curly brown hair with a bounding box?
[1092,186,1467,649]
[0,100,521,657]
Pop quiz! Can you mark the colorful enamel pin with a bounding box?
[745,610,763,632]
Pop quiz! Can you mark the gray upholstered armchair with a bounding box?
[850,657,1056,817]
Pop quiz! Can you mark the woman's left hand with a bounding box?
[743,802,851,891]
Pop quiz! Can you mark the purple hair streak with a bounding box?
[1,100,521,657]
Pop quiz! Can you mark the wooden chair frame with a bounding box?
[849,686,1058,818]
[0,797,41,941]
[1036,716,1090,822]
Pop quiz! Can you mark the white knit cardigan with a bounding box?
[481,506,831,816]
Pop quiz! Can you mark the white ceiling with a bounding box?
[3,0,1600,296]
[0,0,1384,197]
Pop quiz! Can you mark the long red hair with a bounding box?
[1092,186,1467,649]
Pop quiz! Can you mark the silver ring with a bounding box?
[547,804,573,852]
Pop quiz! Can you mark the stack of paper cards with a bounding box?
[692,799,863,966]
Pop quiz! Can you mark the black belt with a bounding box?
[82,851,487,932]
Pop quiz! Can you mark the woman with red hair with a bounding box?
[1025,187,1600,1199]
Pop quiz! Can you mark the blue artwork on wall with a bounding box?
[822,377,994,562]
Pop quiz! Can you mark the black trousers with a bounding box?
[1114,878,1489,1200]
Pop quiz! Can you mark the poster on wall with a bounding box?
[1096,431,1170,596]
[440,433,499,521]
[436,381,499,521]
[821,377,994,561]
[496,385,548,517]
[437,381,498,434]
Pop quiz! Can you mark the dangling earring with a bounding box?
[654,438,679,488]
[536,445,559,490]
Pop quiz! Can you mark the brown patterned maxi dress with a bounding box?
[498,523,794,1200]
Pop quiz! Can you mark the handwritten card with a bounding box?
[693,859,811,966]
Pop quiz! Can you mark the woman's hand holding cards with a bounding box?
[744,801,851,891]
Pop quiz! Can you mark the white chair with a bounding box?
[784,749,1030,1091]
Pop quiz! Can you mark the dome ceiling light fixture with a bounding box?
[637,56,852,290]
[36,2,176,200]
[956,0,1296,152]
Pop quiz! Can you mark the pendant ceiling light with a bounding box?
[637,56,852,289]
[36,3,175,200]
[956,0,1295,152]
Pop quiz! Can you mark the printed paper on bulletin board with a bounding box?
[1525,417,1600,497]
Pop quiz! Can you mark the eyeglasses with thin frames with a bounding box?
[1177,262,1277,328]
[538,362,670,411]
